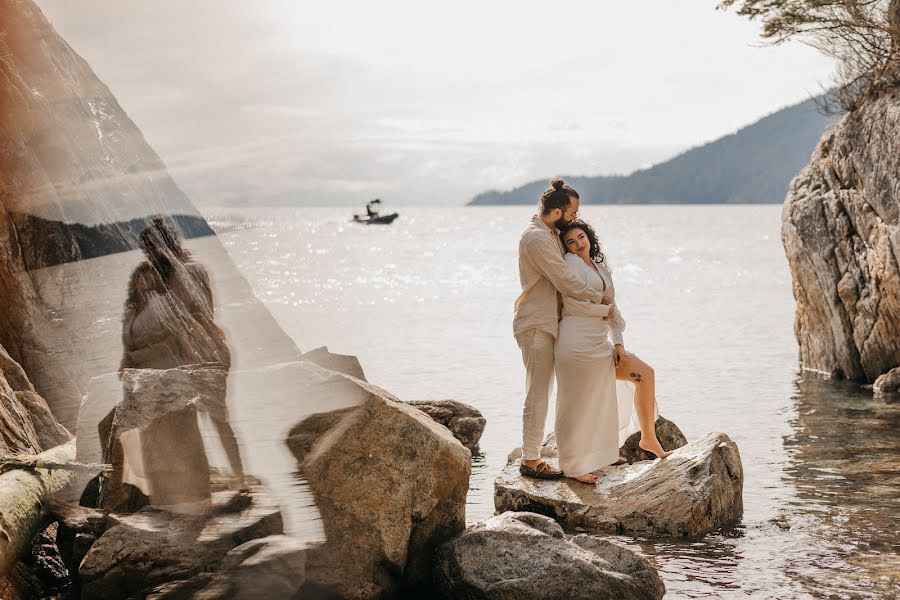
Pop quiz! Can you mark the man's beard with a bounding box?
[554,216,569,231]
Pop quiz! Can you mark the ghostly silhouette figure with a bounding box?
[101,216,245,511]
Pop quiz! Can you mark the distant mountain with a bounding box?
[469,95,839,205]
[12,213,215,269]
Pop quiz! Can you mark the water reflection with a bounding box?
[779,375,899,598]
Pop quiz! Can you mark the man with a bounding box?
[514,177,604,479]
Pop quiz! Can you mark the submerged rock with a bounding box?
[782,93,900,381]
[873,366,900,396]
[407,400,486,453]
[78,488,282,600]
[496,433,743,538]
[288,370,471,599]
[436,511,665,600]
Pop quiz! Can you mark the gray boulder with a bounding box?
[407,400,486,453]
[618,416,688,463]
[288,371,471,599]
[436,511,664,600]
[496,433,743,538]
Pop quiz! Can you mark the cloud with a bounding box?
[36,0,836,207]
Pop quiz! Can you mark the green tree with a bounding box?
[719,0,900,110]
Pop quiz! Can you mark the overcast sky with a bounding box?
[38,1,836,207]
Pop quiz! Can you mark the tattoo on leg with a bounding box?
[630,371,643,383]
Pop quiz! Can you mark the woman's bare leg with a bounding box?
[615,352,671,459]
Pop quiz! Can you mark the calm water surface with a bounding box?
[207,205,898,599]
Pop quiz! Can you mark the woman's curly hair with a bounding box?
[558,219,607,266]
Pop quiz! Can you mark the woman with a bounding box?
[554,219,671,484]
[114,216,245,508]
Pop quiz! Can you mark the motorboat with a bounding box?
[352,199,398,225]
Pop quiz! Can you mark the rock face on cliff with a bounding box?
[0,0,302,429]
[0,344,71,456]
[497,433,744,538]
[0,0,198,418]
[783,93,900,381]
[436,512,665,600]
[286,367,471,599]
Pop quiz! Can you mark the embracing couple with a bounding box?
[514,177,671,484]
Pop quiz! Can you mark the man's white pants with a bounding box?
[516,328,555,461]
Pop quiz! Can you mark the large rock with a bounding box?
[782,93,900,382]
[78,488,283,600]
[436,511,665,600]
[288,371,471,599]
[407,400,486,453]
[496,433,743,538]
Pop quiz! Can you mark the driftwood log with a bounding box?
[0,439,76,575]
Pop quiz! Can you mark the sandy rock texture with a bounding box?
[287,367,471,599]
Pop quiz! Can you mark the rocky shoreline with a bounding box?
[1,342,748,599]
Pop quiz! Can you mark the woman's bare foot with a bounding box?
[639,438,672,459]
[568,472,598,484]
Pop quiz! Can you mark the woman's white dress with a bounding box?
[115,260,231,509]
[554,253,652,476]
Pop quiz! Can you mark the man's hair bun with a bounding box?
[550,177,565,190]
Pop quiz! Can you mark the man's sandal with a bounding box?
[519,460,563,480]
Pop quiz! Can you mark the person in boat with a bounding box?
[366,199,381,218]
